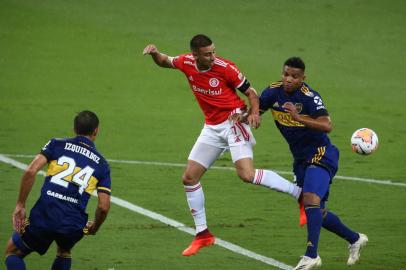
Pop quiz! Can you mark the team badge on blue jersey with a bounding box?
[295,103,303,113]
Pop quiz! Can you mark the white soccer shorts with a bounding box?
[188,119,256,168]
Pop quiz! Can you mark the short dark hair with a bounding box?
[284,57,305,71]
[74,110,99,136]
[190,34,213,51]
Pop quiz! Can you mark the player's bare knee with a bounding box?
[57,251,71,258]
[234,158,255,183]
[237,170,255,183]
[4,247,12,257]
[303,192,321,206]
[56,246,71,258]
[4,249,24,258]
[4,238,19,257]
[182,173,199,186]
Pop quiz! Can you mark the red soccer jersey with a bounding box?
[172,54,247,125]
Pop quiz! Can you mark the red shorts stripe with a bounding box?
[236,122,250,141]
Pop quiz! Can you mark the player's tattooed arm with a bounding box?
[143,44,175,69]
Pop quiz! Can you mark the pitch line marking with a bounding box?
[3,154,406,188]
[0,154,293,270]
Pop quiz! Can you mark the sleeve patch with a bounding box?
[313,96,324,105]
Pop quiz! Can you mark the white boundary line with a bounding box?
[3,154,406,188]
[0,154,293,270]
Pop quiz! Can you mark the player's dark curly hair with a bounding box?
[284,57,305,71]
[74,110,99,136]
[190,34,213,51]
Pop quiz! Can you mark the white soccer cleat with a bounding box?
[347,233,368,266]
[293,255,322,270]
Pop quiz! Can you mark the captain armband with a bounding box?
[237,79,251,93]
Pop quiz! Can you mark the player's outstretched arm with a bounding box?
[143,44,175,69]
[85,192,110,235]
[13,154,47,233]
[244,87,261,129]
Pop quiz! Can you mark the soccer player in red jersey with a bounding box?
[143,34,302,256]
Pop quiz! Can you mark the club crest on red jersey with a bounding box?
[209,78,220,87]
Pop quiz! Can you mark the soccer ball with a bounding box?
[351,128,379,155]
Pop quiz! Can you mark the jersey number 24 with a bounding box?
[50,156,94,195]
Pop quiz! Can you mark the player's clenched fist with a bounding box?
[143,44,158,55]
[247,113,261,129]
[282,102,300,120]
[84,220,96,235]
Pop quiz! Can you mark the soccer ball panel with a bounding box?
[350,128,378,155]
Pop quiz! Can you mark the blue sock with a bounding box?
[305,205,322,258]
[322,210,359,244]
[5,254,26,270]
[51,256,72,270]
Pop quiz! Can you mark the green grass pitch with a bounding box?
[1,1,406,269]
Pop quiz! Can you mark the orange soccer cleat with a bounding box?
[182,229,215,256]
[298,194,307,227]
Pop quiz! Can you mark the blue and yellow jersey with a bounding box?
[259,82,333,161]
[29,136,111,233]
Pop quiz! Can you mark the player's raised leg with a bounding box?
[235,156,305,227]
[251,167,302,199]
[231,144,301,199]
[182,142,221,256]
